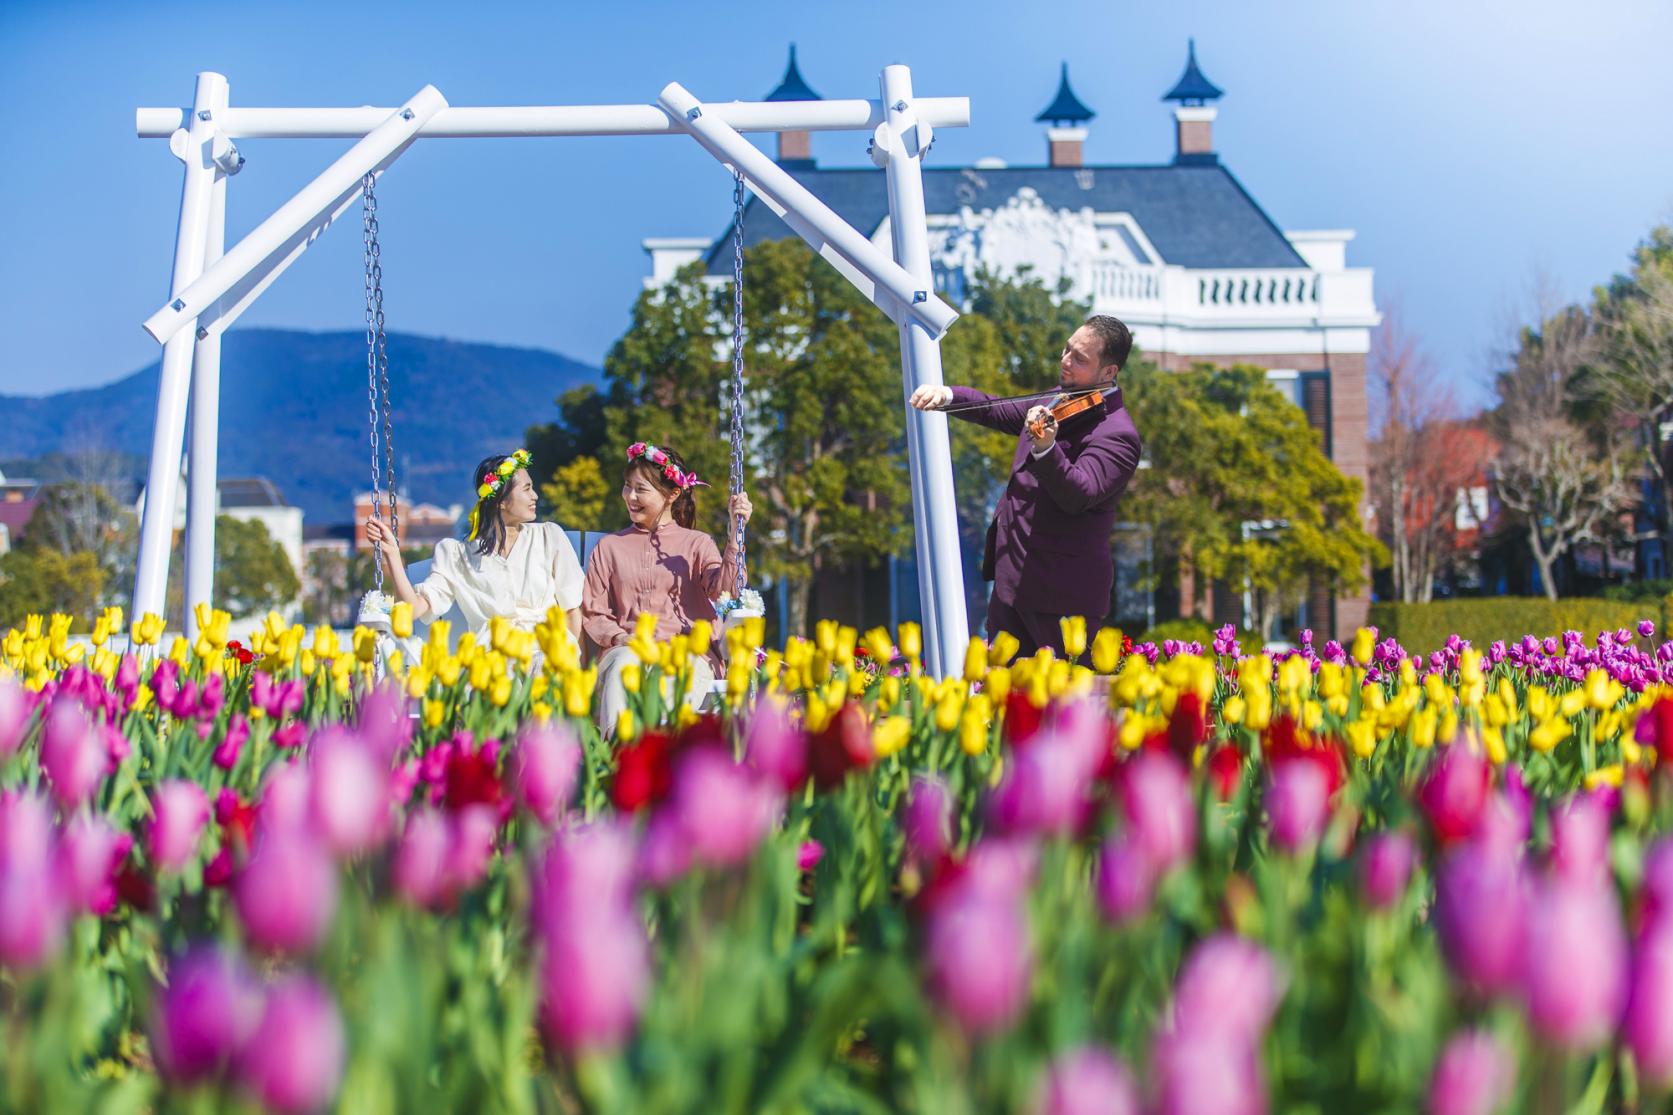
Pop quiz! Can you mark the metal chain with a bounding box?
[728,171,749,597]
[362,173,386,592]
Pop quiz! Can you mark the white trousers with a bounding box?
[594,645,716,733]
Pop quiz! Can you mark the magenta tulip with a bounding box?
[0,676,29,756]
[745,699,807,792]
[1265,759,1332,853]
[1095,833,1156,923]
[924,893,1032,1034]
[1171,933,1283,1045]
[669,747,780,869]
[1426,1030,1513,1115]
[1624,925,1673,1085]
[233,833,338,953]
[1359,832,1416,910]
[1521,877,1627,1050]
[444,803,499,894]
[39,700,106,808]
[513,721,581,827]
[151,946,261,1083]
[1435,842,1527,996]
[392,807,451,909]
[1549,793,1609,886]
[990,734,1094,837]
[236,975,345,1115]
[1032,1046,1138,1115]
[1119,750,1197,871]
[1150,1026,1266,1115]
[538,910,651,1053]
[56,813,129,916]
[308,728,390,857]
[149,779,210,872]
[533,822,639,932]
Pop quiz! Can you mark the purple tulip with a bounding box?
[668,747,781,869]
[924,892,1032,1034]
[39,700,106,809]
[0,789,54,869]
[1641,620,1657,640]
[444,803,498,894]
[56,813,129,916]
[1171,934,1282,1044]
[538,908,651,1053]
[513,721,581,827]
[635,809,694,887]
[1359,832,1415,909]
[214,714,251,771]
[745,699,807,792]
[1150,1026,1266,1115]
[233,833,338,953]
[1624,925,1673,1085]
[797,840,824,872]
[1521,877,1627,1049]
[1548,793,1609,886]
[392,807,452,909]
[236,975,345,1115]
[148,779,210,872]
[1643,838,1673,934]
[1265,759,1332,853]
[1095,833,1155,922]
[308,727,391,857]
[151,946,261,1083]
[1032,1046,1139,1115]
[904,775,954,865]
[0,676,29,756]
[1427,1030,1513,1115]
[1435,840,1527,996]
[1118,751,1197,872]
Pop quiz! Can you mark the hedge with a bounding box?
[1367,596,1672,659]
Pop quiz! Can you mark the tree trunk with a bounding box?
[1527,523,1560,601]
[786,572,813,641]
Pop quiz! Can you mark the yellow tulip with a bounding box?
[963,638,987,684]
[622,662,642,695]
[423,698,446,729]
[1410,705,1438,749]
[490,676,513,707]
[1060,616,1087,659]
[872,716,911,759]
[1090,628,1123,674]
[898,622,922,661]
[1529,718,1572,753]
[1559,689,1587,719]
[1482,725,1507,765]
[391,602,413,639]
[1346,719,1377,760]
[1351,627,1376,666]
[988,630,1021,668]
[1222,695,1247,725]
[935,692,963,733]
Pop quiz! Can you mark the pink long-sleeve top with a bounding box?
[581,522,741,653]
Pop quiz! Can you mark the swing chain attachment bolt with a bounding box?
[913,291,928,304]
[197,110,212,121]
[686,107,702,121]
[400,108,414,121]
[893,100,908,112]
[171,299,186,312]
[196,326,209,340]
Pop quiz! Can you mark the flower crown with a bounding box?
[467,448,532,540]
[627,442,708,491]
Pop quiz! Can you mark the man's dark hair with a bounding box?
[1083,314,1133,371]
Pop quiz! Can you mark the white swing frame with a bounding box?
[132,68,972,676]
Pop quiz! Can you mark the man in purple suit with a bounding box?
[910,315,1143,656]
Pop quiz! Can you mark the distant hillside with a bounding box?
[0,329,600,522]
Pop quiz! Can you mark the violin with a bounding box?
[1026,389,1105,441]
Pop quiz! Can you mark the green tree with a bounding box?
[527,384,616,526]
[20,479,136,611]
[166,515,300,619]
[0,548,106,630]
[541,457,611,533]
[1124,363,1386,637]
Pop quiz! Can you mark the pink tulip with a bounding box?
[356,684,412,761]
[151,946,261,1083]
[1265,759,1332,853]
[0,790,54,868]
[1521,877,1627,1050]
[233,833,338,953]
[0,676,29,756]
[39,700,106,808]
[989,734,1093,837]
[1426,1030,1513,1115]
[904,775,954,864]
[259,762,312,834]
[1435,841,1527,996]
[308,728,391,857]
[0,863,63,970]
[668,747,780,869]
[1624,925,1673,1085]
[1119,751,1197,871]
[392,807,452,909]
[1032,1046,1138,1115]
[1359,832,1415,910]
[1150,1026,1266,1115]
[635,809,693,887]
[924,893,1032,1034]
[236,975,345,1115]
[1171,934,1283,1045]
[1420,746,1491,845]
[213,714,251,771]
[538,908,651,1053]
[149,780,210,872]
[1640,838,1673,934]
[745,699,807,792]
[797,840,824,872]
[1095,833,1155,922]
[56,814,130,915]
[513,721,581,827]
[1549,793,1609,885]
[444,804,499,894]
[533,822,639,931]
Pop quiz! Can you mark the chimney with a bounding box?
[1034,62,1095,169]
[764,44,821,168]
[1161,39,1224,165]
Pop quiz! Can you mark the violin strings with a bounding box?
[933,384,1105,417]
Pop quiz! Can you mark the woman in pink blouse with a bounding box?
[583,442,752,732]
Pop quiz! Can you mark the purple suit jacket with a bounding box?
[948,385,1143,618]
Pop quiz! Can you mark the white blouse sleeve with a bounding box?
[548,524,585,610]
[415,539,463,617]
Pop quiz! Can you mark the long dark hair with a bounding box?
[470,453,517,556]
[625,445,697,529]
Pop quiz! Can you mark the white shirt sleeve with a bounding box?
[548,524,585,610]
[415,539,461,617]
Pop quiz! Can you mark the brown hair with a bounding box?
[1082,314,1133,371]
[624,445,698,529]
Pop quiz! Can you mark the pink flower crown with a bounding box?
[627,442,708,491]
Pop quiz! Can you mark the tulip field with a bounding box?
[3,604,1673,1114]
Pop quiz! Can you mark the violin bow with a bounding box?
[934,384,1104,417]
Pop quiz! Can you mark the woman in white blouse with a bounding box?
[365,450,584,647]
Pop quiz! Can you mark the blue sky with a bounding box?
[2,0,1670,411]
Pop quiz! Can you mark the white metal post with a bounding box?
[185,91,230,639]
[143,85,447,345]
[132,72,225,625]
[878,65,969,678]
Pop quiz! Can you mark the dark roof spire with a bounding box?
[1161,39,1224,105]
[1034,62,1095,125]
[765,44,821,102]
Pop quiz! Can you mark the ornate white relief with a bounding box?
[931,188,1106,293]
